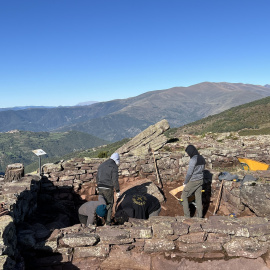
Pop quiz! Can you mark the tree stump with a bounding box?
[4,163,24,182]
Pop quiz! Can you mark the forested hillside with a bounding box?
[0,130,108,174]
[174,96,270,136]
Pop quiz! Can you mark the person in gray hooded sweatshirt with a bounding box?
[181,145,205,218]
[96,153,121,225]
[78,195,107,226]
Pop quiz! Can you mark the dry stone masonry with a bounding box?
[1,178,270,270]
[1,119,270,269]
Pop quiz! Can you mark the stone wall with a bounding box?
[45,215,270,269]
[1,131,270,269]
[0,175,40,269]
[2,176,270,270]
[41,132,270,190]
[1,172,270,269]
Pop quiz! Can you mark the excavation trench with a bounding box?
[14,174,259,270]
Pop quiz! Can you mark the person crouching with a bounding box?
[78,195,108,226]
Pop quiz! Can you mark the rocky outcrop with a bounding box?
[116,119,170,156]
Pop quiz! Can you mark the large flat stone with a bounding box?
[152,223,173,238]
[202,216,242,235]
[116,119,170,156]
[178,232,207,244]
[144,239,175,252]
[206,232,231,244]
[129,226,152,239]
[61,233,99,247]
[224,237,269,258]
[171,221,189,236]
[149,216,177,224]
[96,227,133,245]
[73,245,110,258]
[42,163,63,173]
[176,240,223,253]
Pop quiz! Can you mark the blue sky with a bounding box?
[1,0,270,107]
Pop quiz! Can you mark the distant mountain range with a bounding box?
[0,106,56,112]
[24,94,270,174]
[0,82,269,141]
[75,101,98,106]
[0,102,98,111]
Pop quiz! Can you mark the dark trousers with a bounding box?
[98,187,114,224]
[78,214,88,225]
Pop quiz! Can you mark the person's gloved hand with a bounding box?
[116,192,121,199]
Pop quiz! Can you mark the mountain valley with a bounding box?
[1,82,269,142]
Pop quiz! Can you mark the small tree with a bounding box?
[98,151,108,158]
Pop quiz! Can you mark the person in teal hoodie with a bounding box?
[78,195,107,226]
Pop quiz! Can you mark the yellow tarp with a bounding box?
[237,157,269,171]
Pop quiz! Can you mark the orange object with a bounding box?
[169,185,184,201]
[169,185,204,203]
[237,157,269,171]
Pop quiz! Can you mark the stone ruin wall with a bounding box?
[0,117,270,270]
[1,128,270,269]
[40,131,270,202]
[1,173,270,269]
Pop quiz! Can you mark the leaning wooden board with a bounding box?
[169,185,186,201]
[169,185,200,203]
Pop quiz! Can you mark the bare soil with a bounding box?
[118,178,216,219]
[118,178,256,219]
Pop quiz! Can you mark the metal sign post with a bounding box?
[32,149,47,176]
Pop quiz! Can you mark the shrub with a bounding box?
[98,151,108,158]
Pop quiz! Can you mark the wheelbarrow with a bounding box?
[237,157,269,171]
